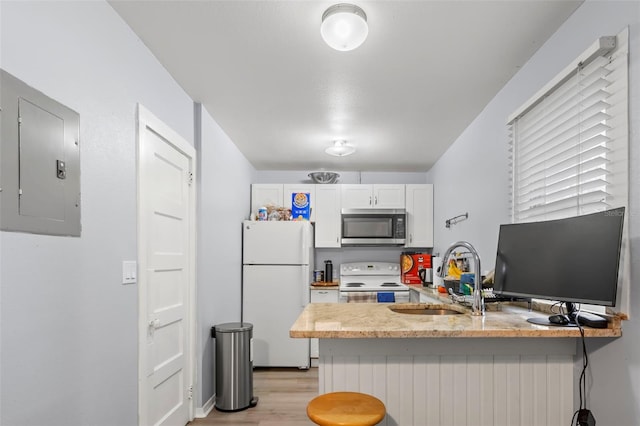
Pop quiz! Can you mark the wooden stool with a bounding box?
[307,391,386,426]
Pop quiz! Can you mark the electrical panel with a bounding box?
[1,69,81,236]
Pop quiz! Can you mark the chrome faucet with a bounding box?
[438,241,484,316]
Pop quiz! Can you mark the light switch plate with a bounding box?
[122,261,137,284]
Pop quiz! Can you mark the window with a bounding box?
[508,30,628,223]
[507,29,629,313]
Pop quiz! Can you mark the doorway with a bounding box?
[137,104,197,426]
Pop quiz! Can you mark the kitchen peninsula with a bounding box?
[290,301,622,426]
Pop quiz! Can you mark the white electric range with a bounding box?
[338,261,410,303]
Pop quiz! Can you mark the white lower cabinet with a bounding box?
[310,288,339,357]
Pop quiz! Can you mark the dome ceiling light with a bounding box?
[325,139,356,157]
[320,3,368,52]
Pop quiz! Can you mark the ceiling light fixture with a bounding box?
[325,139,356,157]
[321,3,368,52]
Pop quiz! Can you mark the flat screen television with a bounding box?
[494,207,625,327]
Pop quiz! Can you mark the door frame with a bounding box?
[137,104,197,425]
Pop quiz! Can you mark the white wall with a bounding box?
[195,104,255,407]
[0,2,194,425]
[428,1,640,423]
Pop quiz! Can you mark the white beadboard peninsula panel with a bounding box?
[319,339,575,426]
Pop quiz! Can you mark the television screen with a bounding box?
[494,207,624,308]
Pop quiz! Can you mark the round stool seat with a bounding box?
[307,391,386,426]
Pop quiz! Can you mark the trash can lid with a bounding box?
[214,322,253,333]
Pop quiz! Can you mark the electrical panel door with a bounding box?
[1,69,81,236]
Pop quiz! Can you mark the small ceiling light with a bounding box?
[321,3,368,52]
[325,140,356,157]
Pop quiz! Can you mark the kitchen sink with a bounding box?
[388,304,465,315]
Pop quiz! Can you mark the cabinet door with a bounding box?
[310,289,339,303]
[250,184,283,218]
[309,289,338,358]
[340,184,373,209]
[315,185,341,247]
[373,184,405,208]
[283,184,315,222]
[405,184,433,247]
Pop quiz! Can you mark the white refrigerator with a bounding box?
[242,220,313,368]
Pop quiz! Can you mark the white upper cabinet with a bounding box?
[283,184,315,222]
[250,183,431,248]
[405,184,433,248]
[341,184,405,209]
[374,184,406,208]
[251,184,283,218]
[251,183,315,221]
[314,185,341,248]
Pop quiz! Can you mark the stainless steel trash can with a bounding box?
[212,322,258,411]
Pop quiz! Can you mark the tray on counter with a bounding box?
[311,281,339,287]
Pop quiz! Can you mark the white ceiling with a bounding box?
[110,0,582,173]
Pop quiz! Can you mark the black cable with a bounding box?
[570,305,590,425]
[552,301,564,315]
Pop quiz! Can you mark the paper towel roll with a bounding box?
[432,256,444,288]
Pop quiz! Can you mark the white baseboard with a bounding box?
[195,394,214,418]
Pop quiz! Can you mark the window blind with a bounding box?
[508,30,628,223]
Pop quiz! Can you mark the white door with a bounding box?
[138,105,196,426]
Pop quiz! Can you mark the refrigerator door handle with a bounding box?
[301,267,310,307]
[301,223,309,264]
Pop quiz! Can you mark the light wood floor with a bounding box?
[190,367,319,426]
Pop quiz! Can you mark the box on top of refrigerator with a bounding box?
[401,252,432,284]
[291,192,310,221]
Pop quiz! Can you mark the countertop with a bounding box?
[290,298,623,339]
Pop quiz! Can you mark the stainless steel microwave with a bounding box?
[341,208,406,246]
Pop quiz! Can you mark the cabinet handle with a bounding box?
[374,196,378,205]
[369,196,372,206]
